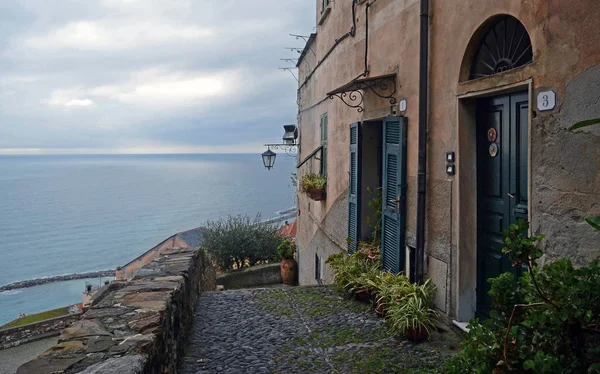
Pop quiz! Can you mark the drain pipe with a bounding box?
[415,0,429,284]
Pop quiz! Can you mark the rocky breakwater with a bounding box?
[0,271,116,292]
[17,246,216,374]
[0,314,81,350]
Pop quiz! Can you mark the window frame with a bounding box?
[320,113,328,177]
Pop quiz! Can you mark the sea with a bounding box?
[0,154,296,325]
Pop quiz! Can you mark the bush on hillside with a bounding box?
[202,214,283,271]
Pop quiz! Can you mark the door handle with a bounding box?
[514,207,528,215]
[507,193,515,199]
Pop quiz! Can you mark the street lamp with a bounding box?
[261,148,277,170]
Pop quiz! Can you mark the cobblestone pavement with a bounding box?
[0,337,57,374]
[181,286,459,374]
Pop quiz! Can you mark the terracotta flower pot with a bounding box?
[280,258,298,286]
[308,189,326,201]
[354,289,372,303]
[375,300,387,318]
[406,327,428,342]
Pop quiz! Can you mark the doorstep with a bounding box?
[452,320,470,333]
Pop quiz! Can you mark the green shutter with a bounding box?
[348,122,361,253]
[321,114,328,176]
[381,117,407,273]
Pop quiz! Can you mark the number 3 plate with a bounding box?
[537,90,556,111]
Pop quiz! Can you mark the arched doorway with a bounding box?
[455,15,534,319]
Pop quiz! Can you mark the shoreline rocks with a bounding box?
[0,271,116,292]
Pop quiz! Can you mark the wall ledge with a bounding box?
[17,246,216,374]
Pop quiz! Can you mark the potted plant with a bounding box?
[278,239,298,286]
[387,293,438,342]
[300,173,327,201]
[350,261,381,303]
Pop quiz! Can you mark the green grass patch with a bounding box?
[254,290,294,317]
[0,306,71,330]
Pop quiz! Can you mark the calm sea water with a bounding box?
[0,154,295,324]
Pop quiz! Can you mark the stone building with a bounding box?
[295,0,600,322]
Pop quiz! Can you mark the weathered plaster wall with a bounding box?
[297,0,599,319]
[17,247,216,374]
[297,0,422,288]
[532,64,600,265]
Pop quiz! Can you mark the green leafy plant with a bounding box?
[387,293,439,336]
[585,216,600,232]
[202,214,283,271]
[300,172,327,193]
[445,220,600,374]
[568,117,600,131]
[327,248,438,340]
[277,239,296,260]
[326,249,380,295]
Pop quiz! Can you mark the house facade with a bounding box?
[295,0,600,321]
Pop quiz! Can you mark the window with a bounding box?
[321,0,331,14]
[320,113,328,176]
[315,253,323,283]
[319,0,331,25]
[470,16,533,80]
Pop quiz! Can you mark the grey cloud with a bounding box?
[0,0,315,152]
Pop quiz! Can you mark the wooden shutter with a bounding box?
[381,117,407,273]
[348,122,361,253]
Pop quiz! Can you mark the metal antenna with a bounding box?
[279,67,298,82]
[289,34,316,57]
[285,47,303,54]
[290,34,310,42]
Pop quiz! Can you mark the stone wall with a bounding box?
[216,263,282,290]
[0,314,81,350]
[17,246,216,374]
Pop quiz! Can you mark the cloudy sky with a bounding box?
[0,0,315,154]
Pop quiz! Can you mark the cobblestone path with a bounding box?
[181,286,458,374]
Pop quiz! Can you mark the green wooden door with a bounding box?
[381,117,407,273]
[348,122,361,253]
[476,91,529,316]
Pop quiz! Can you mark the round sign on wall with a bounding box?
[489,143,499,158]
[487,128,497,142]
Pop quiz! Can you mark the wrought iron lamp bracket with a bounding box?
[263,143,298,157]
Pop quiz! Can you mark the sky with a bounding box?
[0,0,315,154]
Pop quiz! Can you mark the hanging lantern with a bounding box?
[261,148,277,170]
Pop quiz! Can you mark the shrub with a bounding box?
[202,214,283,271]
[277,239,296,260]
[445,220,600,374]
